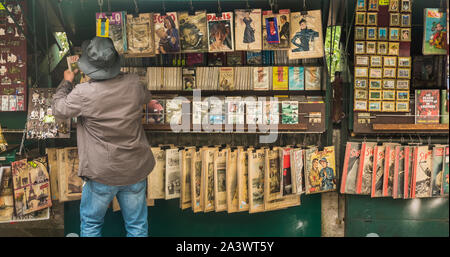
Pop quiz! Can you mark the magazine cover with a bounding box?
[246,51,263,64]
[288,67,305,90]
[442,146,449,196]
[272,66,289,90]
[393,146,405,199]
[403,146,414,199]
[383,144,400,197]
[219,67,235,91]
[192,101,209,125]
[441,90,449,124]
[263,101,279,125]
[0,166,14,223]
[290,148,304,195]
[288,10,324,59]
[191,150,204,212]
[146,99,165,124]
[66,55,89,84]
[165,148,181,200]
[356,142,376,195]
[182,67,196,90]
[207,12,234,52]
[226,149,239,213]
[126,13,155,56]
[202,148,217,212]
[209,98,225,125]
[305,146,336,194]
[235,9,262,51]
[415,90,440,124]
[262,9,291,50]
[430,146,444,197]
[248,148,265,213]
[264,148,282,209]
[412,146,432,198]
[423,8,448,55]
[341,142,361,194]
[180,148,193,209]
[148,147,165,199]
[281,101,299,124]
[178,11,208,53]
[253,67,270,90]
[246,100,263,125]
[280,148,293,195]
[305,67,322,90]
[96,11,127,54]
[237,148,250,211]
[154,12,181,54]
[371,145,385,198]
[165,99,183,125]
[64,148,82,198]
[213,149,228,212]
[226,97,245,125]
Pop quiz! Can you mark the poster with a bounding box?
[207,12,234,52]
[178,11,208,53]
[288,10,324,59]
[423,8,448,55]
[154,12,181,54]
[234,9,262,51]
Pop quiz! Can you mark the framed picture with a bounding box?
[369,68,382,78]
[396,101,409,112]
[388,42,400,55]
[367,13,378,26]
[401,0,411,12]
[356,0,366,11]
[369,90,382,100]
[383,56,397,67]
[398,57,411,67]
[390,13,400,26]
[396,79,410,89]
[370,56,382,67]
[355,89,368,100]
[355,55,370,66]
[383,79,396,89]
[354,100,368,111]
[383,68,397,78]
[367,0,378,11]
[369,101,382,111]
[389,0,399,12]
[378,27,388,41]
[401,14,411,27]
[383,90,396,100]
[369,79,382,89]
[355,26,366,40]
[355,41,366,54]
[397,68,411,79]
[356,12,366,25]
[382,101,396,112]
[366,27,377,40]
[366,41,377,54]
[377,41,388,55]
[400,28,411,41]
[389,28,400,41]
[355,67,369,77]
[355,78,368,89]
[396,90,410,101]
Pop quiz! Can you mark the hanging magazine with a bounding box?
[202,148,217,212]
[154,12,181,54]
[430,146,444,197]
[264,147,282,207]
[214,149,228,212]
[234,9,262,51]
[371,145,385,197]
[341,142,361,194]
[403,146,415,199]
[207,12,234,52]
[288,10,324,59]
[422,8,448,55]
[290,148,304,195]
[96,12,127,54]
[412,146,432,198]
[148,147,165,199]
[356,142,376,195]
[226,149,239,213]
[126,13,155,57]
[237,148,250,211]
[180,148,193,209]
[178,11,208,53]
[262,9,290,50]
[383,143,399,197]
[165,148,181,200]
[191,149,204,212]
[393,146,405,199]
[305,146,336,194]
[442,146,449,196]
[0,166,14,223]
[248,148,265,213]
[56,147,83,202]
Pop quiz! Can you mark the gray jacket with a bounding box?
[52,73,155,186]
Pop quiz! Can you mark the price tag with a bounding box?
[0,3,5,10]
[379,0,389,5]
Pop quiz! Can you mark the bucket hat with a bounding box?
[78,37,121,80]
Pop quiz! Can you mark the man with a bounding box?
[52,37,155,237]
[291,18,319,52]
[319,158,335,191]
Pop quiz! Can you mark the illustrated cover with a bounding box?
[371,145,385,198]
[219,67,235,91]
[226,149,239,213]
[234,9,263,51]
[383,144,400,197]
[180,148,193,209]
[202,148,217,212]
[393,146,405,199]
[280,148,293,195]
[430,146,444,197]
[96,11,127,54]
[263,101,280,125]
[146,99,165,124]
[191,150,203,212]
[154,12,181,54]
[403,146,414,199]
[288,67,305,90]
[253,67,270,90]
[341,142,361,194]
[165,99,182,125]
[304,67,322,90]
[182,67,196,90]
[246,100,263,125]
[246,51,263,65]
[304,146,336,194]
[178,11,208,53]
[415,90,440,124]
[237,148,250,211]
[207,12,234,52]
[356,142,376,195]
[248,148,265,213]
[0,166,14,223]
[272,66,289,90]
[422,8,448,55]
[290,148,304,195]
[264,148,282,208]
[289,10,324,59]
[281,101,298,124]
[262,9,291,50]
[213,149,228,212]
[126,13,155,57]
[412,146,432,198]
[148,147,165,199]
[165,148,181,200]
[442,146,449,196]
[441,90,449,124]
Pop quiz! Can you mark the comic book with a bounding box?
[219,67,235,91]
[305,67,322,90]
[356,142,376,195]
[288,67,305,90]
[147,147,165,199]
[154,12,181,54]
[213,149,228,212]
[0,166,14,223]
[393,146,405,199]
[234,9,262,51]
[207,12,234,52]
[341,142,361,194]
[305,146,336,194]
[237,148,250,211]
[412,146,432,198]
[290,148,304,195]
[262,9,290,50]
[248,148,265,213]
[371,145,385,198]
[289,10,324,59]
[180,148,193,209]
[191,149,204,212]
[415,90,440,124]
[226,149,239,213]
[126,13,155,57]
[442,146,449,196]
[253,67,270,90]
[272,66,289,90]
[430,146,444,197]
[178,11,208,53]
[165,148,181,200]
[423,9,448,55]
[96,11,127,54]
[202,148,217,212]
[383,143,400,197]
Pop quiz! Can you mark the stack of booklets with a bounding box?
[147,67,182,90]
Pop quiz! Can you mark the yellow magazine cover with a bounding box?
[272,66,289,90]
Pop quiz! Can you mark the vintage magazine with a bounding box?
[237,148,250,211]
[423,8,448,55]
[165,148,181,200]
[214,149,228,212]
[190,149,204,212]
[66,55,89,84]
[305,67,322,90]
[154,12,181,54]
[248,148,265,213]
[264,148,282,208]
[356,142,376,195]
[65,148,82,197]
[202,148,217,212]
[262,9,290,50]
[382,143,399,197]
[288,67,305,90]
[281,101,298,124]
[46,148,59,201]
[430,146,444,197]
[341,142,361,194]
[180,148,193,209]
[272,66,289,90]
[412,146,432,198]
[0,166,14,223]
[415,90,440,124]
[96,12,127,54]
[290,148,304,195]
[246,99,263,125]
[304,147,319,194]
[219,67,235,91]
[226,149,239,213]
[234,9,262,51]
[182,67,196,91]
[280,148,293,195]
[207,12,234,52]
[393,146,405,199]
[288,10,324,59]
[403,146,414,199]
[148,147,165,199]
[178,11,208,53]
[371,145,385,198]
[442,146,449,196]
[146,99,165,124]
[126,13,155,57]
[165,99,183,125]
[253,67,270,90]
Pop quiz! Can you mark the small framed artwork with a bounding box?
[377,41,388,55]
[400,28,411,42]
[396,101,409,112]
[367,13,378,26]
[355,67,369,77]
[355,41,366,54]
[366,27,377,40]
[388,42,400,55]
[390,13,400,26]
[396,79,410,89]
[355,55,370,66]
[367,0,378,11]
[383,90,396,101]
[355,26,366,40]
[369,68,382,79]
[369,79,382,89]
[370,56,382,67]
[356,0,366,11]
[383,79,396,89]
[383,68,397,78]
[382,101,396,112]
[369,90,382,100]
[355,89,368,100]
[396,90,410,101]
[369,101,382,112]
[354,100,368,111]
[397,68,411,79]
[389,0,399,12]
[400,14,411,27]
[398,57,411,67]
[400,0,411,12]
[378,28,388,41]
[389,28,400,41]
[383,56,397,67]
[356,12,366,25]
[366,41,377,54]
[355,78,368,89]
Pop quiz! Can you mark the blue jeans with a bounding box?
[80,178,148,237]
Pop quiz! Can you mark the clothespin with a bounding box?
[132,0,139,17]
[161,0,167,16]
[188,0,195,16]
[216,0,222,17]
[301,0,308,15]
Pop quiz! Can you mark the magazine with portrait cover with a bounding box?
[383,143,400,197]
[289,10,324,59]
[182,67,196,91]
[165,148,181,200]
[412,146,432,198]
[234,9,262,51]
[305,67,322,90]
[248,148,265,213]
[226,149,239,213]
[178,11,208,53]
[202,148,217,212]
[191,149,204,212]
[180,148,193,209]
[154,12,181,54]
[148,147,165,199]
[371,145,385,198]
[126,13,155,57]
[46,148,59,201]
[422,8,448,55]
[237,148,250,211]
[264,147,282,208]
[290,148,304,195]
[442,146,449,196]
[415,90,440,124]
[253,67,270,90]
[430,146,444,197]
[96,11,127,54]
[356,142,376,195]
[403,146,414,199]
[146,99,165,124]
[0,166,14,223]
[288,67,305,90]
[219,67,235,91]
[272,66,289,90]
[207,12,234,52]
[214,149,228,212]
[262,9,291,50]
[393,146,405,199]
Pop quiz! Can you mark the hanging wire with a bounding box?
[98,0,103,13]
[217,0,222,14]
[162,0,166,14]
[246,0,250,9]
[269,0,274,12]
[133,0,139,14]
[189,0,194,13]
[107,0,111,12]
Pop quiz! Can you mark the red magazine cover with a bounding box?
[341,142,361,194]
[403,146,414,199]
[383,145,397,197]
[415,90,440,124]
[393,146,405,199]
[371,145,385,198]
[412,146,432,198]
[356,142,376,195]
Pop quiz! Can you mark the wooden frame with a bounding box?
[354,100,368,111]
[355,78,368,89]
[389,27,400,41]
[367,13,378,26]
[369,79,382,89]
[396,90,410,101]
[383,56,397,67]
[369,68,382,79]
[355,41,366,54]
[397,68,411,79]
[383,67,397,78]
[400,28,411,42]
[366,41,377,54]
[396,101,410,112]
[369,90,382,100]
[355,26,366,40]
[383,90,396,101]
[355,55,370,66]
[396,79,410,89]
[382,101,396,112]
[355,66,369,78]
[370,55,382,67]
[390,13,400,26]
[383,79,396,89]
[369,101,382,111]
[377,41,388,54]
[356,12,366,25]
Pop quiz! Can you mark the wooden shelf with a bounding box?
[372,123,449,131]
[150,90,325,97]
